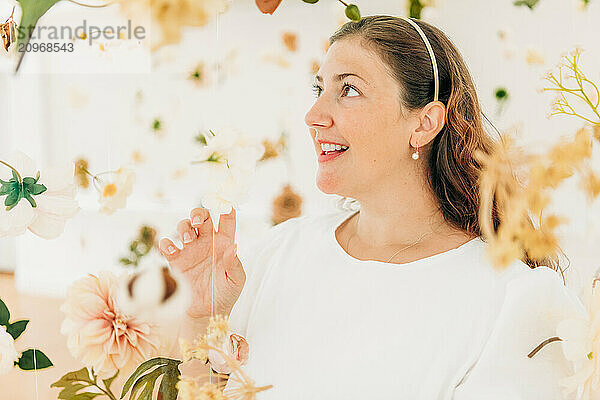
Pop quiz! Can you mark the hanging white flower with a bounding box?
[192,126,264,231]
[0,325,18,376]
[94,167,136,215]
[0,150,80,239]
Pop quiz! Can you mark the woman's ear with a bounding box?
[410,101,446,147]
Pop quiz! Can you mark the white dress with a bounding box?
[224,209,583,400]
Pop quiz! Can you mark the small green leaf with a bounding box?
[22,177,35,185]
[121,358,169,399]
[6,320,29,340]
[0,298,9,326]
[5,187,22,208]
[70,394,102,400]
[158,363,180,400]
[513,0,539,9]
[17,348,53,370]
[194,133,207,146]
[0,183,12,196]
[345,4,361,21]
[11,170,19,182]
[15,0,63,72]
[102,369,119,391]
[302,0,319,3]
[28,183,47,195]
[23,191,37,208]
[131,366,166,400]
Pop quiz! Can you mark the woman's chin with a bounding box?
[316,175,342,195]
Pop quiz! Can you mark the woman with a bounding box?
[159,15,581,399]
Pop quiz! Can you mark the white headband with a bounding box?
[397,16,440,102]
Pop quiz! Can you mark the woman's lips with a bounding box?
[318,149,348,163]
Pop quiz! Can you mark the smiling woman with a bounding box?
[165,14,583,400]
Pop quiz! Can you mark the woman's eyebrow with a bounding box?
[314,73,369,85]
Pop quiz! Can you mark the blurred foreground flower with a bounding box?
[60,271,160,378]
[119,225,158,267]
[115,0,230,50]
[116,265,191,326]
[554,280,600,399]
[178,315,271,399]
[0,150,80,239]
[272,184,302,225]
[0,325,18,375]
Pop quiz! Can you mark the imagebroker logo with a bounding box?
[17,19,147,46]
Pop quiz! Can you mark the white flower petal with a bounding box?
[3,150,37,178]
[557,317,591,361]
[0,326,18,376]
[0,200,35,238]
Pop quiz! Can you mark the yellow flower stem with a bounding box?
[65,0,113,7]
[527,336,563,358]
[0,160,22,183]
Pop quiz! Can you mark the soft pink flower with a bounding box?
[60,270,160,377]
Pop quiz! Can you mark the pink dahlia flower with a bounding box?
[60,270,160,377]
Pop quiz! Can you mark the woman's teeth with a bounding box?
[320,143,349,153]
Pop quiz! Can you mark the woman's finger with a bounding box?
[177,219,197,245]
[190,207,213,238]
[158,237,180,261]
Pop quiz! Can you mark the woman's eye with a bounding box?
[312,84,322,98]
[341,83,360,97]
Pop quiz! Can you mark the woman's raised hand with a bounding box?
[159,207,245,319]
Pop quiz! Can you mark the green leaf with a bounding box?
[345,4,361,21]
[0,183,13,196]
[0,298,9,326]
[131,366,165,400]
[51,367,96,399]
[15,0,62,72]
[23,191,37,208]
[409,0,425,19]
[70,394,102,400]
[22,177,35,185]
[302,0,319,3]
[28,183,47,195]
[17,348,53,370]
[513,0,539,9]
[11,170,19,182]
[6,319,29,340]
[102,369,119,391]
[4,187,22,208]
[121,358,169,399]
[158,363,180,400]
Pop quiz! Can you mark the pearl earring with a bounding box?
[411,144,419,160]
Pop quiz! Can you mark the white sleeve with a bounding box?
[452,266,585,400]
[227,216,305,338]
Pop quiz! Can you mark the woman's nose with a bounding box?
[304,99,333,130]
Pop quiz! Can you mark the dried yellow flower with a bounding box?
[74,158,90,189]
[281,32,298,52]
[272,184,303,225]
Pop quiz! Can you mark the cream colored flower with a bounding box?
[0,325,18,376]
[94,167,136,215]
[556,281,600,399]
[60,270,160,378]
[0,150,80,239]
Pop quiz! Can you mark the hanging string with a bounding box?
[34,348,39,400]
[209,7,222,387]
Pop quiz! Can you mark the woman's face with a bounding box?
[305,37,417,198]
